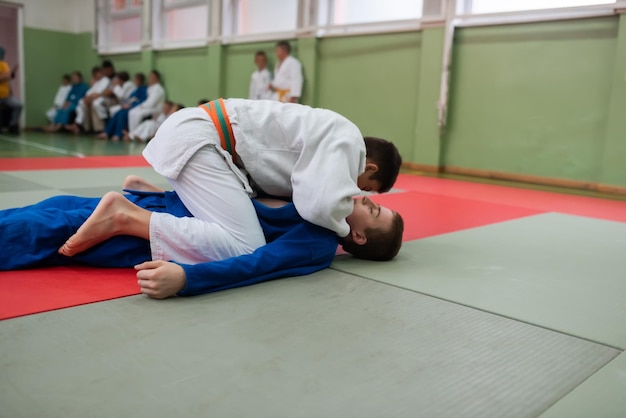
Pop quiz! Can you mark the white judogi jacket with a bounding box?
[144,99,365,237]
[113,81,135,101]
[272,56,303,102]
[86,76,111,96]
[249,68,271,100]
[53,84,71,107]
[137,83,166,113]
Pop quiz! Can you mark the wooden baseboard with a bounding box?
[443,166,626,196]
[402,162,440,173]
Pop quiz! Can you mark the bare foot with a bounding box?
[122,175,165,192]
[122,133,131,142]
[65,124,80,134]
[58,192,127,256]
[96,132,108,140]
[111,135,120,142]
[43,124,60,133]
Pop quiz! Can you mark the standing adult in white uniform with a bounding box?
[46,74,71,122]
[249,51,272,100]
[128,70,166,133]
[143,99,402,258]
[269,41,303,103]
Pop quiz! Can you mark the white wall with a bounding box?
[5,0,94,33]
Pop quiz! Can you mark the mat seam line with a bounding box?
[329,265,625,352]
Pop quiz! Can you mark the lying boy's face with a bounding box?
[346,196,394,236]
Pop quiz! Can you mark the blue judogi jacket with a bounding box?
[0,191,339,296]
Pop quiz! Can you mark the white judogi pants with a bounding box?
[128,107,155,132]
[146,125,266,264]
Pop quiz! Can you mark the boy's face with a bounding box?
[346,196,394,238]
[357,171,382,192]
[255,55,267,70]
[275,46,288,61]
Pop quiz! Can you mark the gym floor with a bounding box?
[1,132,625,418]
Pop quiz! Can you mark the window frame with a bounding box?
[151,0,216,51]
[455,0,620,28]
[95,0,144,54]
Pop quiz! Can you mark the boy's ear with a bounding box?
[365,162,379,173]
[351,228,368,246]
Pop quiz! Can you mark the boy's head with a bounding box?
[71,71,83,84]
[117,71,130,83]
[342,196,404,261]
[162,100,174,114]
[357,137,402,193]
[62,74,71,85]
[275,41,291,61]
[102,60,115,78]
[254,50,268,71]
[197,99,210,106]
[148,70,161,85]
[91,66,102,80]
[134,72,146,86]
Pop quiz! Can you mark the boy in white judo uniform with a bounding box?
[70,66,111,133]
[46,74,71,122]
[249,51,272,100]
[270,41,303,103]
[127,70,166,133]
[124,101,181,142]
[61,98,401,272]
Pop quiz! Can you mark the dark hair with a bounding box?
[102,60,114,69]
[62,74,71,82]
[176,103,185,109]
[72,71,83,81]
[197,98,210,105]
[340,212,404,261]
[364,137,402,193]
[91,66,101,76]
[150,70,161,81]
[255,50,267,58]
[134,72,146,85]
[275,40,291,54]
[117,71,130,82]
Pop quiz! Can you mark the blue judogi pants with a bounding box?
[0,193,183,271]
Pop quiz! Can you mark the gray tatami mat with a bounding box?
[0,270,618,418]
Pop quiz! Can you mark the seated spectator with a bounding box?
[92,70,134,128]
[0,45,22,134]
[98,72,147,141]
[249,51,271,100]
[124,100,181,143]
[46,74,72,123]
[128,70,166,133]
[44,71,88,132]
[69,66,111,134]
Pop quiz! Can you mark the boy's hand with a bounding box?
[135,260,186,299]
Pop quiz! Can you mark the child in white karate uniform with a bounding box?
[249,51,271,100]
[46,74,71,122]
[125,101,181,142]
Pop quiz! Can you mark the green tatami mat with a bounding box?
[6,167,164,189]
[540,352,626,418]
[0,270,618,418]
[332,213,626,349]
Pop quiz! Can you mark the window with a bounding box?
[97,0,143,53]
[324,0,423,25]
[222,0,298,41]
[152,0,210,48]
[468,0,616,15]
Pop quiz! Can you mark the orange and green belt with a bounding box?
[200,98,237,162]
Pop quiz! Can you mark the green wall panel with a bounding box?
[317,32,422,160]
[443,17,618,182]
[153,47,211,106]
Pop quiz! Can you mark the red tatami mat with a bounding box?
[371,191,544,241]
[0,155,149,171]
[395,174,626,223]
[0,267,140,320]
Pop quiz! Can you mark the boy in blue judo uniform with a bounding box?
[0,183,403,299]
